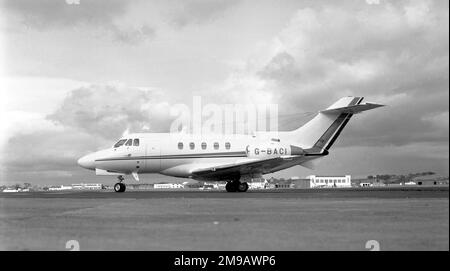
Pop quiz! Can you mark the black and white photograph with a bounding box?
[0,0,448,256]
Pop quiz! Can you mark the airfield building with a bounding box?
[290,179,312,188]
[154,183,184,189]
[249,181,268,190]
[72,183,103,190]
[49,185,73,191]
[126,183,154,190]
[309,175,351,188]
[412,174,449,186]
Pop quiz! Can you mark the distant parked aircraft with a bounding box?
[78,96,383,192]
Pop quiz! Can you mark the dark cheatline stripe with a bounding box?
[324,114,351,151]
[348,96,361,106]
[323,97,364,151]
[313,113,348,150]
[312,97,364,153]
[95,152,248,162]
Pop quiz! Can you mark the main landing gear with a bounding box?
[225,180,249,192]
[114,175,126,193]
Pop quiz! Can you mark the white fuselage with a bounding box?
[77,96,383,187]
[78,132,298,180]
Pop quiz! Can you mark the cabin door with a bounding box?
[145,140,161,173]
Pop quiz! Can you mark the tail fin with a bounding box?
[289,96,384,154]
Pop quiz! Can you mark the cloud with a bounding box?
[109,24,156,44]
[1,0,448,184]
[218,0,449,148]
[1,76,89,115]
[169,0,240,28]
[3,0,128,28]
[257,52,299,82]
[365,0,381,5]
[2,0,156,44]
[274,142,449,179]
[48,84,174,139]
[404,0,433,27]
[0,127,103,185]
[3,129,93,171]
[0,111,62,151]
[1,83,177,185]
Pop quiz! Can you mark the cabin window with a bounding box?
[201,142,207,150]
[114,139,127,148]
[125,139,133,146]
[190,142,195,150]
[225,142,231,149]
[214,142,219,150]
[133,139,140,146]
[178,142,183,150]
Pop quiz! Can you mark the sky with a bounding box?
[0,0,448,186]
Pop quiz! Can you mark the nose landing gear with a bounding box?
[114,175,126,193]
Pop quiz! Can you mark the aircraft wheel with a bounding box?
[225,181,237,192]
[237,182,249,192]
[114,183,126,193]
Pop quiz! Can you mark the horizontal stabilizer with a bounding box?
[288,96,384,152]
[320,102,384,114]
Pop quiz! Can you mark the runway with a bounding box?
[1,186,448,199]
[0,187,448,250]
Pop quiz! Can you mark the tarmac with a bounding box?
[0,187,448,250]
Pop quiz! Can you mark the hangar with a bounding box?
[288,175,352,189]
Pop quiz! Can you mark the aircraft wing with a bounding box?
[190,156,310,181]
[191,157,290,180]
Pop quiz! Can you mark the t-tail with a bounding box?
[289,96,384,155]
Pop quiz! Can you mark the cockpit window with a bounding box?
[114,139,127,148]
[125,139,133,146]
[133,139,140,146]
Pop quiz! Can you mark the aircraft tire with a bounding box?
[225,181,238,192]
[237,182,249,192]
[114,183,126,193]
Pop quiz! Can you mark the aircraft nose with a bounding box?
[77,154,96,170]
